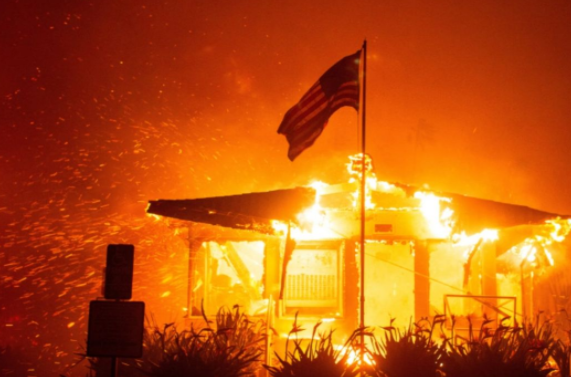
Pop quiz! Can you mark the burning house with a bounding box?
[146,155,571,340]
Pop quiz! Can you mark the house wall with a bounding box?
[364,242,415,328]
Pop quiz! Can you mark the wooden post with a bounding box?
[186,225,205,316]
[414,240,430,321]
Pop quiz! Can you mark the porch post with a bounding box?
[414,240,430,321]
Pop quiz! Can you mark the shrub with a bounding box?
[80,305,266,377]
[440,315,555,377]
[147,305,266,377]
[264,316,360,377]
[363,316,446,377]
[550,333,571,377]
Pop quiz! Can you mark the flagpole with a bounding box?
[359,40,367,344]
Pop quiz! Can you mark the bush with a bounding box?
[550,334,571,377]
[440,315,555,377]
[147,305,266,377]
[363,316,446,377]
[80,305,266,377]
[264,316,360,377]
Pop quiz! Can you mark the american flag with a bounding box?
[278,50,361,161]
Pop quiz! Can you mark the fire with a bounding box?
[545,218,571,243]
[271,154,570,278]
[347,153,378,210]
[271,181,342,241]
[503,219,571,267]
[519,243,538,263]
[273,154,461,241]
[414,191,454,239]
[334,345,375,366]
[146,212,162,221]
[453,229,499,247]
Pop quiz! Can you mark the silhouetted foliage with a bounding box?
[264,315,360,377]
[363,315,446,377]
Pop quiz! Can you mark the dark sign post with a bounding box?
[88,244,143,377]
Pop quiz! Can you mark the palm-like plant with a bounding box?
[364,316,446,377]
[265,317,360,377]
[441,315,555,377]
[550,333,571,377]
[148,305,266,377]
[81,305,266,377]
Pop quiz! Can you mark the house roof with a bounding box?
[146,183,569,236]
[146,186,316,234]
[393,183,569,234]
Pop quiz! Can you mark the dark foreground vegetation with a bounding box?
[5,307,571,376]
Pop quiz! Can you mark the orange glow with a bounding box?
[271,202,342,240]
[146,212,162,221]
[454,229,499,246]
[545,218,571,243]
[272,180,343,240]
[502,219,571,267]
[519,243,537,263]
[347,153,378,210]
[414,191,454,238]
[544,247,555,266]
[335,345,375,366]
[273,155,463,241]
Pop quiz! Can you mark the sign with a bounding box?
[87,300,145,358]
[104,244,134,300]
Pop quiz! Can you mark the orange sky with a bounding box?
[2,0,571,215]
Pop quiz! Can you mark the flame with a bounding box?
[272,155,462,241]
[519,243,537,263]
[146,212,161,221]
[347,153,378,210]
[271,181,341,240]
[507,218,571,267]
[272,154,570,271]
[414,191,454,238]
[454,229,499,246]
[335,345,375,366]
[271,204,341,241]
[545,218,571,243]
[544,247,555,266]
[348,176,377,210]
[375,180,407,198]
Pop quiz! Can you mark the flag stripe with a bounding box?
[280,81,359,134]
[287,123,326,160]
[279,83,325,132]
[277,50,361,160]
[284,86,359,149]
